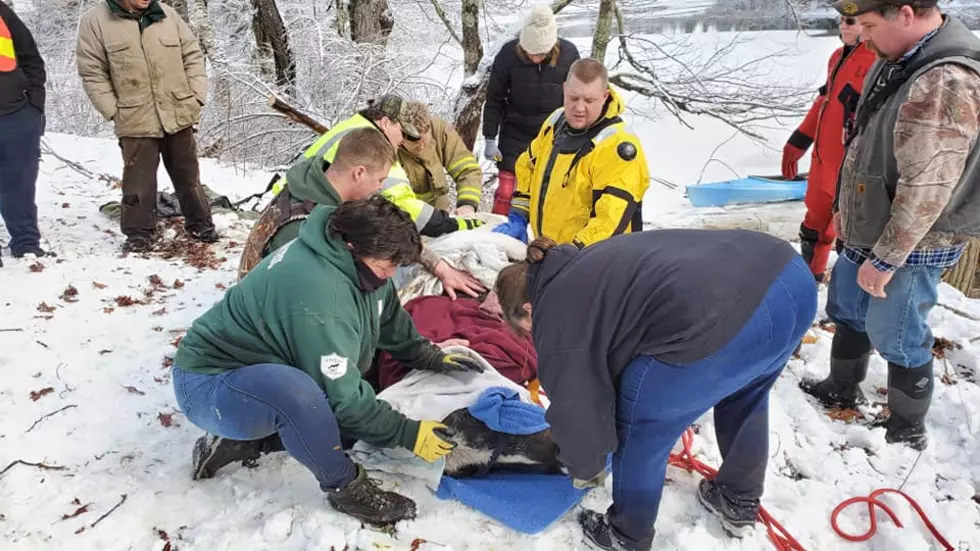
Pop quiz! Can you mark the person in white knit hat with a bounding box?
[481,4,580,215]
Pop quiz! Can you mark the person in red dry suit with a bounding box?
[781,16,876,282]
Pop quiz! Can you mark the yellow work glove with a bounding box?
[455,217,486,231]
[413,421,457,462]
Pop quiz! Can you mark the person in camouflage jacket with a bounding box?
[400,101,485,215]
[801,0,980,452]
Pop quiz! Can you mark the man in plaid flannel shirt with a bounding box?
[801,0,980,451]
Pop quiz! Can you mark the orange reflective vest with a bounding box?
[0,13,16,72]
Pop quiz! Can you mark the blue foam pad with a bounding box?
[435,471,591,534]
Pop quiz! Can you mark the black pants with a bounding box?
[118,128,214,239]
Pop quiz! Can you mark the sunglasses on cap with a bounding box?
[840,16,856,25]
[403,132,422,143]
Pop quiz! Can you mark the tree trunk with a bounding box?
[334,0,350,38]
[942,238,980,298]
[452,0,576,151]
[590,0,615,62]
[461,0,482,75]
[189,0,216,60]
[163,0,190,22]
[349,0,393,45]
[251,0,297,93]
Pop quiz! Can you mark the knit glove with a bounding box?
[455,217,486,231]
[484,138,502,162]
[491,212,529,243]
[413,420,457,462]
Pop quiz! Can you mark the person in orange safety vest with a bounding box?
[781,15,876,282]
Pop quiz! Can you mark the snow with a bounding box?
[3,31,980,551]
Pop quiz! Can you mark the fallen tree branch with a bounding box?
[26,404,78,433]
[0,459,67,478]
[0,328,24,332]
[90,494,128,528]
[936,302,980,322]
[267,94,330,135]
[39,139,122,187]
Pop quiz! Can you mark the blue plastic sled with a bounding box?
[685,173,808,208]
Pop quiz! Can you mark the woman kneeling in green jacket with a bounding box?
[172,196,482,525]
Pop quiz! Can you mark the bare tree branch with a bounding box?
[550,0,575,14]
[427,0,461,45]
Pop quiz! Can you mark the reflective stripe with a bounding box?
[382,175,412,191]
[545,108,564,127]
[457,189,482,202]
[306,128,352,161]
[447,156,479,178]
[595,124,621,144]
[413,201,434,231]
[0,15,16,72]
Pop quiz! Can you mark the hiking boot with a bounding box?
[13,246,56,258]
[579,510,642,550]
[192,433,271,480]
[799,324,872,409]
[190,228,220,243]
[327,464,417,526]
[875,360,933,451]
[123,236,156,253]
[697,479,759,538]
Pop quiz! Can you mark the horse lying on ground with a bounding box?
[440,407,562,478]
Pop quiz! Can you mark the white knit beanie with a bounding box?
[519,4,558,55]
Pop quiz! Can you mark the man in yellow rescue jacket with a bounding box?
[272,94,482,238]
[492,58,650,247]
[399,101,484,215]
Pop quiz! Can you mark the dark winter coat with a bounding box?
[482,38,580,172]
[0,1,45,116]
[527,229,798,480]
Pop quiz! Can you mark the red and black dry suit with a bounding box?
[783,41,876,280]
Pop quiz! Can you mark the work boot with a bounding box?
[192,433,283,480]
[123,235,156,253]
[13,246,55,258]
[326,464,417,526]
[579,510,642,551]
[189,227,220,243]
[799,324,872,409]
[877,360,933,451]
[697,479,759,538]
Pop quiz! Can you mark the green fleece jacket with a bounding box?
[265,155,343,253]
[174,205,434,450]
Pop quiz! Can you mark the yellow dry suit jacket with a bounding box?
[511,86,650,247]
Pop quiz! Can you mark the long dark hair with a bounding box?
[327,195,422,265]
[494,237,557,333]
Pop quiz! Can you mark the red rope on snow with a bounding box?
[668,428,807,551]
[830,488,954,550]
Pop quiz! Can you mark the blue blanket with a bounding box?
[467,386,550,435]
[436,386,603,534]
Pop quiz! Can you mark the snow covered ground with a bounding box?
[3,29,980,551]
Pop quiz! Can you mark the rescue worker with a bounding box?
[492,58,650,247]
[400,101,483,215]
[173,195,485,525]
[262,93,486,298]
[238,127,399,279]
[76,0,219,252]
[482,3,579,213]
[0,0,50,265]
[781,15,875,281]
[494,232,817,550]
[271,94,479,239]
[801,0,980,451]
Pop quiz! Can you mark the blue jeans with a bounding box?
[608,255,817,546]
[0,104,42,255]
[172,364,357,491]
[825,252,943,368]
